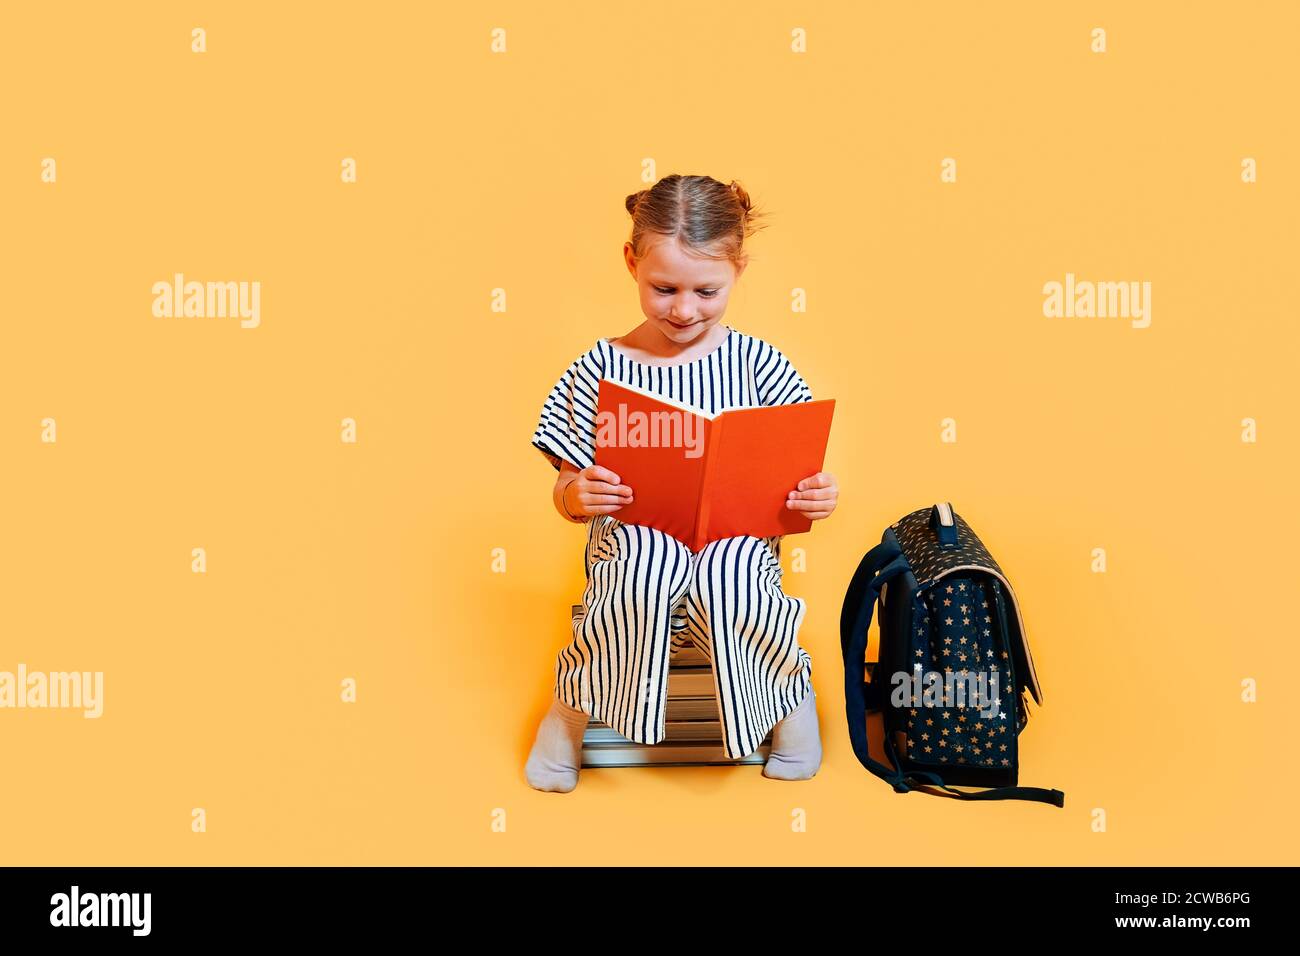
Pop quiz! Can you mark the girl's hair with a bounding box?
[624,174,768,265]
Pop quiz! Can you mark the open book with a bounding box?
[594,378,835,552]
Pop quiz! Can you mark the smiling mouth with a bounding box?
[666,319,694,329]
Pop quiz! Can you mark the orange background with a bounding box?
[1,1,1296,864]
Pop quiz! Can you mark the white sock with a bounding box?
[525,695,590,793]
[762,689,822,781]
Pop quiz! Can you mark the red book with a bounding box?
[594,378,836,552]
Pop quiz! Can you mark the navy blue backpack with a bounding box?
[841,503,1064,807]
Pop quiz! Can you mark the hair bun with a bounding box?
[728,180,753,214]
[624,189,647,216]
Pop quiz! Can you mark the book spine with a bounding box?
[691,415,725,551]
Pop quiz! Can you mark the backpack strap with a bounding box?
[841,540,912,788]
[900,767,1066,807]
[842,539,1066,809]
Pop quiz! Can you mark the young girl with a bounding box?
[525,174,839,793]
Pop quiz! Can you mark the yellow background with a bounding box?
[2,2,1295,865]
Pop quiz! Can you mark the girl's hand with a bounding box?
[565,464,633,517]
[786,471,837,521]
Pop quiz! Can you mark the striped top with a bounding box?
[531,324,814,472]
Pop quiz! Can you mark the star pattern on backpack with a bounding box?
[891,507,1006,586]
[901,578,1016,769]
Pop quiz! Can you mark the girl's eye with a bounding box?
[653,286,720,298]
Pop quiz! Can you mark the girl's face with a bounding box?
[624,236,747,347]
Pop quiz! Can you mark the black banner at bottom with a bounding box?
[0,865,1283,940]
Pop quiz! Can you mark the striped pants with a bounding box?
[555,514,813,759]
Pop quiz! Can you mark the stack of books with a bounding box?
[571,604,772,767]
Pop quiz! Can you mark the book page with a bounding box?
[697,400,836,547]
[593,379,713,545]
